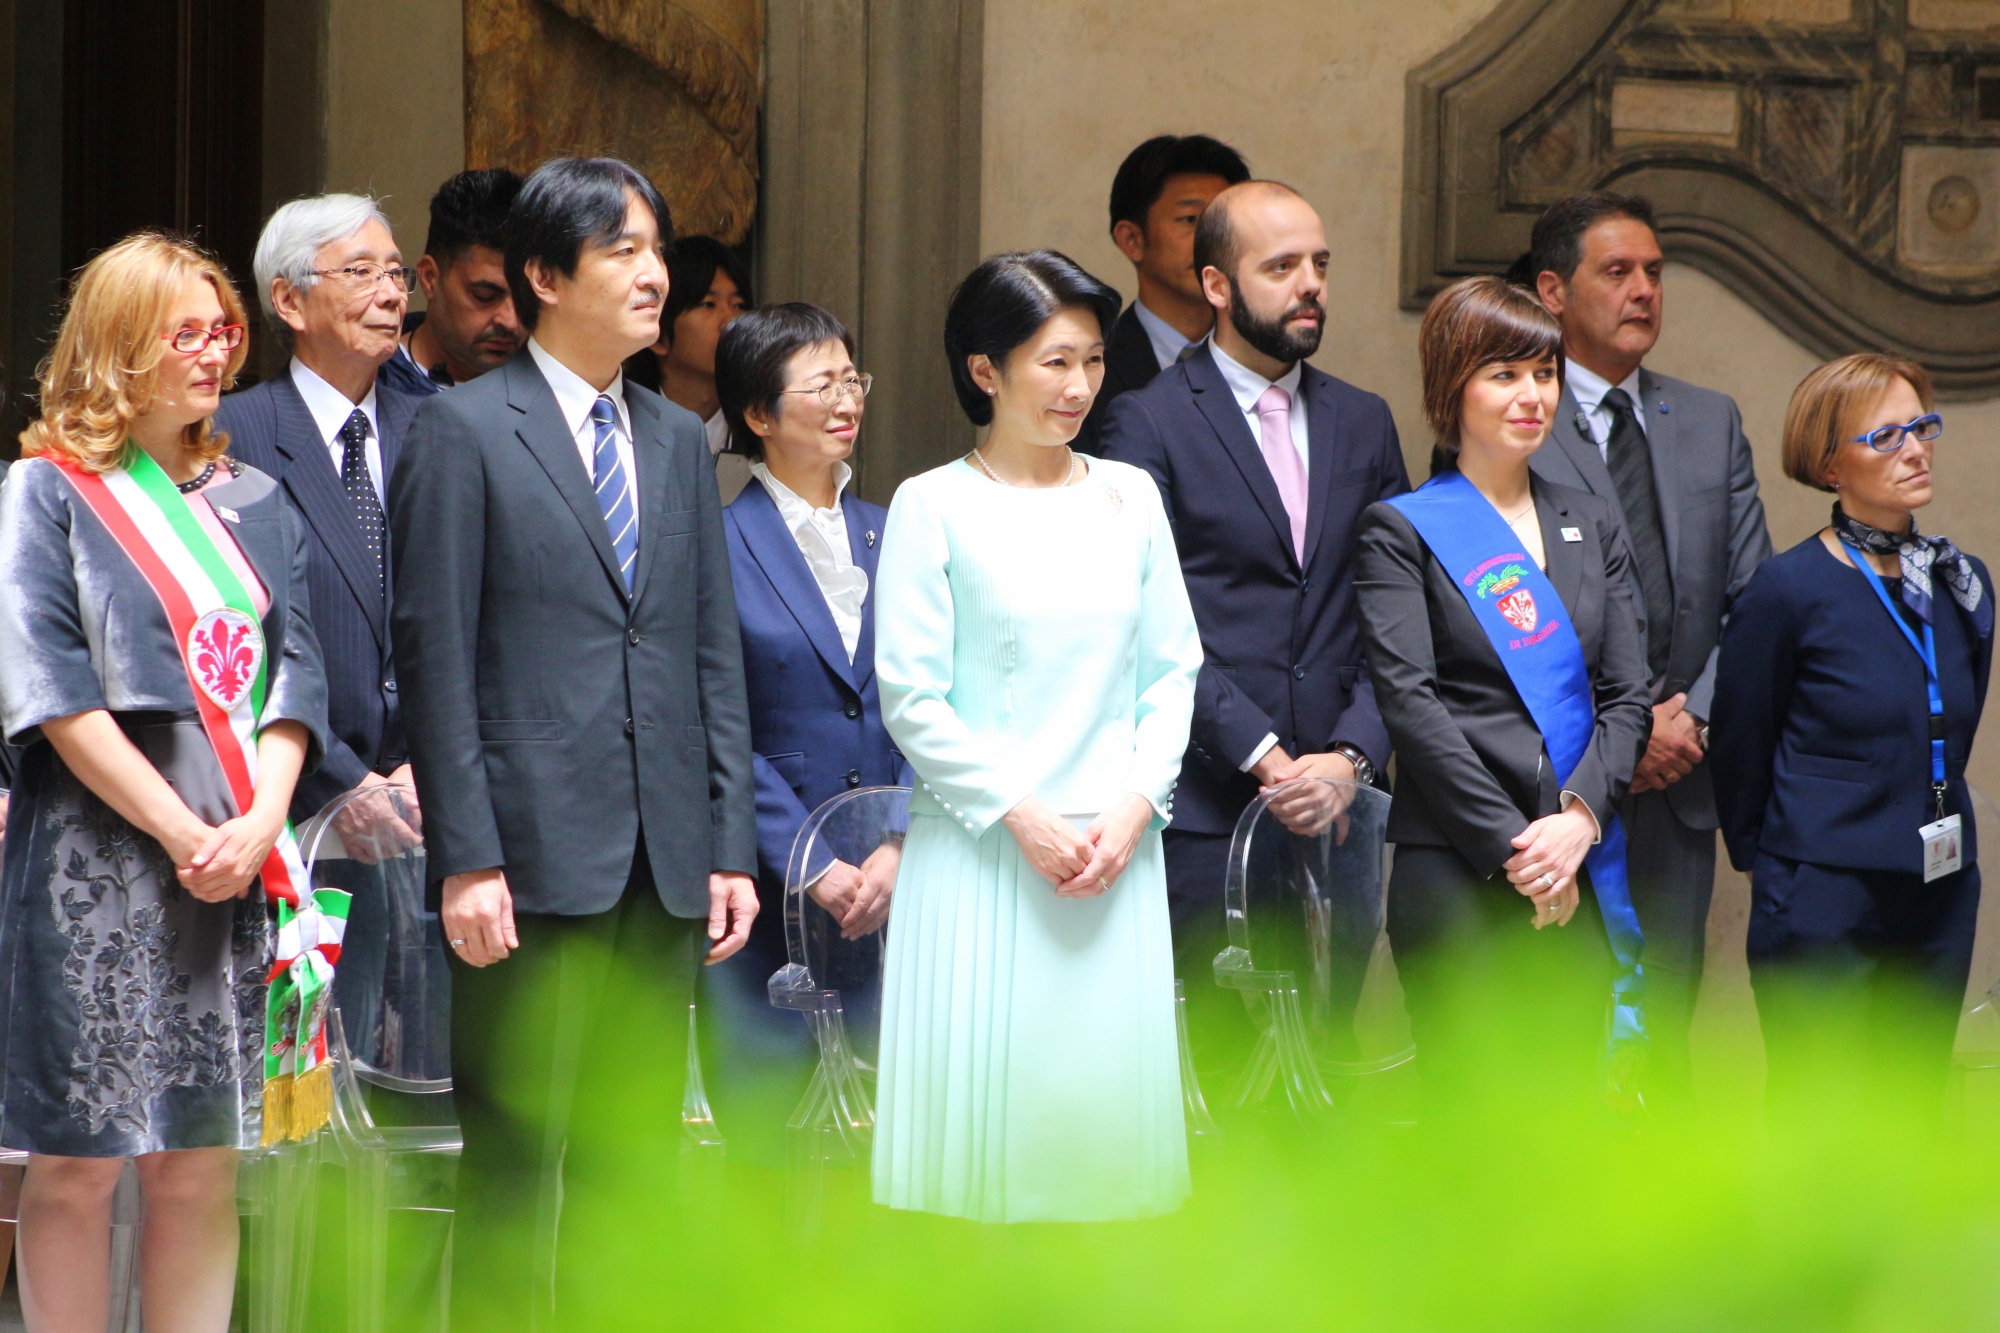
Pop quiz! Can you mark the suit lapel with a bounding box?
[375,382,420,484]
[204,482,290,615]
[737,479,858,691]
[505,355,630,604]
[268,376,387,645]
[1638,368,1682,570]
[1187,348,1296,564]
[1536,483,1585,622]
[1546,384,1616,500]
[844,492,881,689]
[1299,367,1342,568]
[625,391,670,607]
[1106,304,1161,395]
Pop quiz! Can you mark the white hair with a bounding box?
[252,193,393,348]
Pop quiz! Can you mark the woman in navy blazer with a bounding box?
[1713,355,1992,1109]
[702,303,908,1163]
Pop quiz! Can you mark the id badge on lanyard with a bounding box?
[1849,545,1962,882]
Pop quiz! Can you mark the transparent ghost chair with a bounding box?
[243,781,457,1333]
[767,786,905,1230]
[1212,777,1414,1122]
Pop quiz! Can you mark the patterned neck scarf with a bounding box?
[1831,502,1984,626]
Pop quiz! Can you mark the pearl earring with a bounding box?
[985,387,996,396]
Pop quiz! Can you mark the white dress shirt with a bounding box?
[703,408,730,457]
[528,338,638,543]
[1207,340,1313,772]
[1209,339,1310,479]
[290,358,383,500]
[750,461,868,662]
[1132,300,1200,372]
[1563,360,1646,460]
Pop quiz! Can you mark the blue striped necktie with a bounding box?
[589,395,637,592]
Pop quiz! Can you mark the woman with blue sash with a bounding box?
[1356,277,1652,1118]
[1712,355,1990,1114]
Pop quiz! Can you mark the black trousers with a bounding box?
[1748,853,1979,1117]
[1386,844,1614,1123]
[447,838,699,1331]
[1619,789,1717,1116]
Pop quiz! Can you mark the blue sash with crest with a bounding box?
[1386,472,1646,1086]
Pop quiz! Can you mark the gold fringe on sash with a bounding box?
[261,1074,293,1146]
[259,1063,334,1145]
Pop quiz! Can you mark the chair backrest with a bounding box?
[1214,778,1405,1075]
[301,782,450,1094]
[767,785,909,1036]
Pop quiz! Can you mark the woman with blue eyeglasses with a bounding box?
[1713,354,1992,1114]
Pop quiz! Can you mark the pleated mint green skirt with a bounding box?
[872,810,1190,1222]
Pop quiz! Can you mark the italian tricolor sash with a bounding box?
[52,447,350,1144]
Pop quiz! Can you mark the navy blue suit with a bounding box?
[1100,345,1409,1072]
[700,474,908,1163]
[219,372,423,821]
[1712,533,1994,1102]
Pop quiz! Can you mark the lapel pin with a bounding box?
[1560,526,1583,543]
[1657,402,1670,414]
[865,529,877,548]
[1572,413,1591,436]
[215,506,241,523]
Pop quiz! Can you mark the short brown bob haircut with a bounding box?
[1781,352,1934,493]
[1420,275,1564,458]
[20,231,249,473]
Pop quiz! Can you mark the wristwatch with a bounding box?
[1330,742,1377,787]
[1697,723,1711,752]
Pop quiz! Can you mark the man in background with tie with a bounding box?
[390,156,757,1327]
[219,193,423,829]
[1103,180,1410,1080]
[1074,133,1249,455]
[1526,191,1773,1115]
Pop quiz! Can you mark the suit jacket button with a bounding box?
[845,702,861,719]
[383,678,397,693]
[627,628,642,646]
[624,717,635,736]
[846,768,862,787]
[1293,664,1306,680]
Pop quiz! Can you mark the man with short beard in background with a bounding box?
[1103,180,1411,1084]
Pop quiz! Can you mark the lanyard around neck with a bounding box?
[1843,539,1948,812]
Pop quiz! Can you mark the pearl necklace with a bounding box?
[968,445,1079,488]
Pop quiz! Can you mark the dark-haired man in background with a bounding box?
[1074,134,1249,455]
[1103,181,1409,1078]
[380,167,525,395]
[625,234,754,500]
[390,156,757,1324]
[1526,190,1772,1114]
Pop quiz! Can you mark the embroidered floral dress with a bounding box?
[0,458,328,1155]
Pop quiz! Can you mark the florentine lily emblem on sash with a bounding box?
[188,608,264,710]
[1497,588,1538,633]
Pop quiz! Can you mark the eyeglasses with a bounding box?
[1853,413,1943,451]
[310,264,418,294]
[781,373,873,408]
[163,324,246,354]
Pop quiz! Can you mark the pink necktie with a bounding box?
[1255,384,1307,564]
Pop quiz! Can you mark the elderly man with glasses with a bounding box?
[216,194,427,1064]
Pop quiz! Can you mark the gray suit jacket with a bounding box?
[387,350,758,918]
[1528,367,1772,831]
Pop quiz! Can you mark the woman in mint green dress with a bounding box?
[872,251,1202,1222]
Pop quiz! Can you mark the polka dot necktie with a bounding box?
[339,409,386,591]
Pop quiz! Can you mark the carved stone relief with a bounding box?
[465,0,760,244]
[1405,0,2000,394]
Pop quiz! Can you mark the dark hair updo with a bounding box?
[714,302,856,461]
[943,250,1122,426]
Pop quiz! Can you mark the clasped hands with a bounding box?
[1502,803,1598,930]
[1005,792,1155,897]
[160,805,291,904]
[809,841,900,939]
[1250,746,1359,840]
[1630,693,1704,794]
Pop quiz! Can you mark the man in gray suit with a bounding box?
[1526,191,1773,1113]
[390,157,758,1326]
